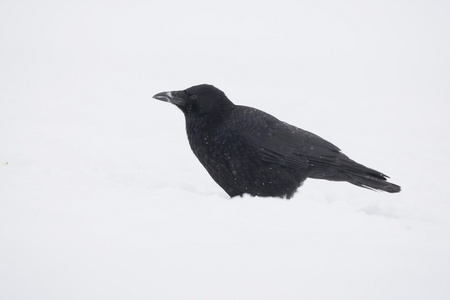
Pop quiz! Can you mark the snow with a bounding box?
[1,0,450,299]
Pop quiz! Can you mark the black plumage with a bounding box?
[153,84,400,199]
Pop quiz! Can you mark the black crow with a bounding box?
[153,84,400,199]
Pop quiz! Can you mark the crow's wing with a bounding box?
[229,106,341,170]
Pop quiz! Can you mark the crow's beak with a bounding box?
[153,90,187,107]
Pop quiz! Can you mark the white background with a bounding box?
[1,0,449,299]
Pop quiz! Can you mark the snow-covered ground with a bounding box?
[1,1,449,299]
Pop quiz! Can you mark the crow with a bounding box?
[153,84,400,199]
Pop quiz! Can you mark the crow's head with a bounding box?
[153,84,235,117]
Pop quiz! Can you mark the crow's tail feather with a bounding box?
[343,168,401,193]
[309,156,401,193]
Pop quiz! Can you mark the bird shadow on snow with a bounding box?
[154,181,406,222]
[358,204,401,219]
